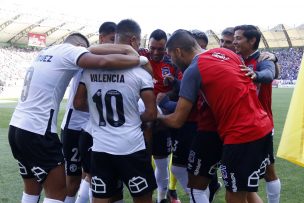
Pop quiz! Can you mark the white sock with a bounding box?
[171,165,188,193]
[43,198,63,203]
[75,179,90,203]
[266,179,281,203]
[189,188,209,203]
[89,187,93,203]
[154,158,169,202]
[64,196,76,203]
[21,192,40,203]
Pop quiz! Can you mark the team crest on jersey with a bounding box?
[128,176,148,193]
[161,67,171,77]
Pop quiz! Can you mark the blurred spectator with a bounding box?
[271,47,303,80]
[0,46,302,90]
[0,46,38,87]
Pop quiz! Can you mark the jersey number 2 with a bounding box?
[92,89,125,127]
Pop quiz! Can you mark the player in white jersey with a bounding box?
[61,22,117,203]
[8,32,148,203]
[74,19,157,203]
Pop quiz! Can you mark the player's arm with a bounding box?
[157,93,177,114]
[88,44,139,57]
[240,60,275,83]
[140,89,157,122]
[158,96,193,128]
[73,82,88,112]
[158,63,201,128]
[78,53,148,70]
[254,60,276,83]
[258,51,280,79]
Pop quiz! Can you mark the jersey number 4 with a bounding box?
[93,89,125,127]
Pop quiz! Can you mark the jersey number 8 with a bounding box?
[21,67,34,102]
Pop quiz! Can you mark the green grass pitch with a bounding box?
[0,88,303,202]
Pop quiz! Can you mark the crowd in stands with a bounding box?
[271,47,303,80]
[0,46,38,91]
[0,46,303,93]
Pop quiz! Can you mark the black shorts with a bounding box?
[187,131,222,179]
[8,125,64,183]
[171,122,197,166]
[61,128,82,176]
[268,129,275,164]
[90,150,157,198]
[220,132,272,192]
[79,130,93,174]
[151,128,172,157]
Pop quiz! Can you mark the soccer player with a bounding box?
[159,30,273,203]
[68,21,117,203]
[190,30,208,50]
[219,27,236,52]
[75,19,157,203]
[8,32,146,203]
[139,29,180,203]
[98,21,116,44]
[233,24,281,203]
[61,22,118,203]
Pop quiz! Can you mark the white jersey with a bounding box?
[61,70,90,131]
[10,43,88,135]
[82,67,153,155]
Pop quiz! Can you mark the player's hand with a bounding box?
[163,74,175,86]
[240,65,257,80]
[258,52,276,62]
[156,92,167,105]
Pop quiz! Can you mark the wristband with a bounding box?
[139,56,149,66]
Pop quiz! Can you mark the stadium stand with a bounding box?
[0,6,303,96]
[272,48,303,80]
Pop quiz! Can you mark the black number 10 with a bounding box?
[92,89,125,127]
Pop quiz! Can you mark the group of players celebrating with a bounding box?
[8,18,281,203]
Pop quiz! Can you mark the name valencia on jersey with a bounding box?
[90,73,125,83]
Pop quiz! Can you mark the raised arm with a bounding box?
[88,44,139,57]
[77,52,150,70]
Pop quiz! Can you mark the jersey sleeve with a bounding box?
[63,45,89,69]
[255,60,275,83]
[137,68,154,91]
[179,62,201,103]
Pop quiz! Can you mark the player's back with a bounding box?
[197,48,272,144]
[82,67,153,155]
[10,43,87,135]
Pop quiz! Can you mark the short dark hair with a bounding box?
[221,27,234,36]
[234,25,261,50]
[99,22,116,35]
[149,29,167,41]
[116,19,141,40]
[190,29,208,44]
[166,29,198,52]
[64,32,90,47]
